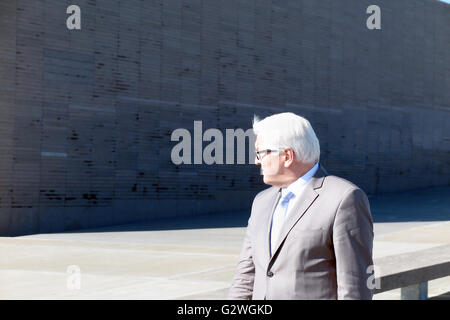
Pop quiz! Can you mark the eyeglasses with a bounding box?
[255,148,284,160]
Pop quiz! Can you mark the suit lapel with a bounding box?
[268,166,327,264]
[265,189,281,260]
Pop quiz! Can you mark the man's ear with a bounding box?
[283,148,295,167]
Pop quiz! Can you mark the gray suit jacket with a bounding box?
[228,166,374,300]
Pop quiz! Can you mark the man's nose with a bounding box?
[255,156,261,166]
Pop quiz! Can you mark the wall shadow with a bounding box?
[55,185,450,235]
[369,186,450,223]
[61,210,251,234]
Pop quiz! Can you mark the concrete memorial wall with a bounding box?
[0,0,448,235]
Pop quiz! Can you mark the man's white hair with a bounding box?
[253,112,320,164]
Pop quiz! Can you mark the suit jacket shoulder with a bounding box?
[255,186,280,199]
[320,174,365,198]
[250,186,279,224]
[254,185,279,201]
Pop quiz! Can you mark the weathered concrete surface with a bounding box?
[0,227,244,300]
[373,244,450,294]
[0,219,449,300]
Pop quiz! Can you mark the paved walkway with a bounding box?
[0,186,449,300]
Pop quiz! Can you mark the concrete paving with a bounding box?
[0,186,449,300]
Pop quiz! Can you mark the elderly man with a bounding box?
[228,112,374,300]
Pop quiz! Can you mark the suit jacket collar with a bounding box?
[264,188,281,259]
[311,164,327,189]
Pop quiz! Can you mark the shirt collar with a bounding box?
[281,163,319,198]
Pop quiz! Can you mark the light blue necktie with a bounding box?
[270,191,295,256]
